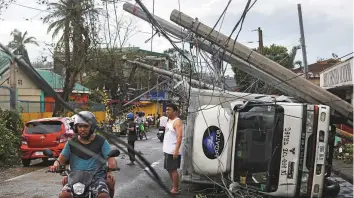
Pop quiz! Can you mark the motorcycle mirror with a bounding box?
[107,149,120,157]
[43,148,54,157]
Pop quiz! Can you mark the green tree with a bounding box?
[43,0,98,116]
[7,29,39,66]
[232,44,301,94]
[82,49,164,117]
[0,108,23,166]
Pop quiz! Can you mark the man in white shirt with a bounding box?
[159,113,168,128]
[157,113,168,142]
[162,103,183,195]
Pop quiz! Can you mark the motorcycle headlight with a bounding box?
[73,182,85,195]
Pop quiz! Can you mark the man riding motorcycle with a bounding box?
[49,111,118,198]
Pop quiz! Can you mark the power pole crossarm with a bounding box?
[170,9,353,121]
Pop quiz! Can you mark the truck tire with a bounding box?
[22,159,31,167]
[323,178,340,197]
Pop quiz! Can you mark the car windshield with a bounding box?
[25,121,63,134]
[234,104,284,192]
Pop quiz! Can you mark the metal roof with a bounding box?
[36,69,90,92]
[0,50,12,76]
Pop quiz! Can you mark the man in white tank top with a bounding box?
[162,103,183,195]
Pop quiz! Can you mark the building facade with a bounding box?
[320,57,353,105]
[320,57,353,138]
[292,59,340,85]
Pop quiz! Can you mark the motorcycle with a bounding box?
[136,123,147,140]
[43,148,120,198]
[157,126,165,142]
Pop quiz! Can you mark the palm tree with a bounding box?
[42,0,99,116]
[286,45,302,69]
[7,29,39,66]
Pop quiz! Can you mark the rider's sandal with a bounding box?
[170,189,181,195]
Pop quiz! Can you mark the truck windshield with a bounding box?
[234,104,284,192]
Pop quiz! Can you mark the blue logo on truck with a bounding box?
[202,126,225,159]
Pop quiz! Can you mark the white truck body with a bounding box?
[180,88,331,197]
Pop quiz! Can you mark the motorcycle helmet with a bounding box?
[127,112,134,120]
[74,111,97,135]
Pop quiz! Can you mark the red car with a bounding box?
[20,117,75,167]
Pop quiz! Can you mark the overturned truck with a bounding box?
[180,87,339,198]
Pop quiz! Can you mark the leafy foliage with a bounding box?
[232,44,301,94]
[0,109,24,166]
[7,29,39,66]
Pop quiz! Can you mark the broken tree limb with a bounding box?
[170,9,353,122]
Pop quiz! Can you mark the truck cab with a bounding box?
[181,89,336,197]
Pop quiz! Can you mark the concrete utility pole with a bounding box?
[169,9,353,121]
[123,78,169,107]
[9,60,17,109]
[297,4,309,80]
[123,2,318,103]
[126,60,223,91]
[257,27,264,55]
[211,51,223,89]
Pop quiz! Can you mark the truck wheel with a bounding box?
[22,159,31,167]
[323,178,340,197]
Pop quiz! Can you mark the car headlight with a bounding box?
[73,182,85,195]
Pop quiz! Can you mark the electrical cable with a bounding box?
[0,43,173,196]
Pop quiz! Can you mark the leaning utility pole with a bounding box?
[257,27,264,55]
[297,4,309,80]
[123,2,318,104]
[169,9,352,122]
[126,60,223,91]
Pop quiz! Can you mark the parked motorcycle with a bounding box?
[43,148,120,198]
[157,126,165,142]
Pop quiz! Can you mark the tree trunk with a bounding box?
[52,17,73,116]
[53,1,86,116]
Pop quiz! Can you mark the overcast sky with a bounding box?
[0,0,353,76]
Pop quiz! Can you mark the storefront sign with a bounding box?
[320,59,353,89]
[140,91,166,101]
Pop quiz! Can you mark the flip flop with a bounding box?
[170,189,181,195]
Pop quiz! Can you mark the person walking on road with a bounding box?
[126,112,137,165]
[163,103,183,195]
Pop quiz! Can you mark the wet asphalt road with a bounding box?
[0,130,194,198]
[0,129,352,198]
